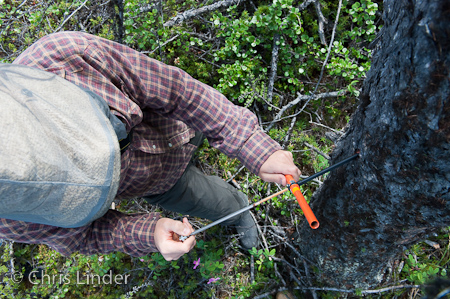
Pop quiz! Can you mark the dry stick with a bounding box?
[164,0,243,27]
[270,233,313,264]
[53,0,89,32]
[263,90,345,127]
[8,241,14,277]
[137,3,157,14]
[313,0,328,45]
[254,284,423,299]
[271,256,303,279]
[289,269,304,288]
[226,165,246,183]
[262,184,271,237]
[303,259,319,299]
[140,34,180,54]
[266,33,281,104]
[264,93,314,132]
[309,121,343,135]
[313,0,342,94]
[299,0,315,11]
[282,115,297,147]
[264,90,343,132]
[250,211,269,250]
[250,255,255,283]
[304,142,331,160]
[274,263,286,286]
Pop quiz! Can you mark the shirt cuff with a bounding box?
[114,212,161,257]
[238,129,282,175]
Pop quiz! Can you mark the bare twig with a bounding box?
[314,0,328,45]
[270,233,313,264]
[271,256,304,278]
[303,259,319,299]
[297,174,322,185]
[282,115,297,147]
[309,121,343,135]
[304,142,331,160]
[264,90,344,132]
[225,165,246,183]
[53,0,89,32]
[267,33,280,104]
[250,255,255,283]
[253,284,424,299]
[274,263,286,286]
[8,241,15,274]
[289,269,304,287]
[251,211,269,250]
[313,0,342,93]
[137,3,157,14]
[299,0,315,11]
[140,34,180,54]
[164,0,243,27]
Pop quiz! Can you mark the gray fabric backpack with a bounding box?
[0,64,123,228]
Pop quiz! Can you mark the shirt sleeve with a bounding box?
[79,33,282,174]
[0,210,160,257]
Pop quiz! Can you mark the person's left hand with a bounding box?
[154,217,196,261]
[258,150,301,186]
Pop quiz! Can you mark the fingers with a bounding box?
[182,217,194,232]
[154,218,196,261]
[259,150,301,185]
[162,236,196,261]
[165,217,194,236]
[260,173,288,185]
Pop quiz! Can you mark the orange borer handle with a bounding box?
[285,175,320,229]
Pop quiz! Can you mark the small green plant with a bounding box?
[403,253,447,284]
[249,248,276,272]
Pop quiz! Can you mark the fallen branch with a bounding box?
[304,142,331,160]
[225,165,246,184]
[282,115,297,147]
[274,263,286,286]
[303,259,319,299]
[164,0,243,27]
[264,90,344,132]
[313,0,342,93]
[53,0,89,32]
[253,284,424,299]
[251,211,269,250]
[309,121,343,135]
[269,233,313,264]
[140,34,180,54]
[313,0,328,45]
[299,0,315,11]
[267,33,280,104]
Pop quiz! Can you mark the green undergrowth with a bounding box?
[2,0,448,298]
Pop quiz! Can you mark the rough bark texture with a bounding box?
[295,0,450,288]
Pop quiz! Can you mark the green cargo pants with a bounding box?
[144,133,248,226]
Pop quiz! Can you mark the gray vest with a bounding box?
[0,64,123,228]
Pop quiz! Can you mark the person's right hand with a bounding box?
[154,217,196,261]
[258,150,301,185]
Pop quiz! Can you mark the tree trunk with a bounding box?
[295,0,450,288]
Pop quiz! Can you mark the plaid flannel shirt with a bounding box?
[0,32,281,257]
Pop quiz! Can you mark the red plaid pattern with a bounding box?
[0,32,281,257]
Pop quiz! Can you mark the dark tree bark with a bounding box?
[295,0,450,288]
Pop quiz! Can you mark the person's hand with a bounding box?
[154,217,196,261]
[258,150,301,186]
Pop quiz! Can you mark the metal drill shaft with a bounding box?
[179,153,359,241]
